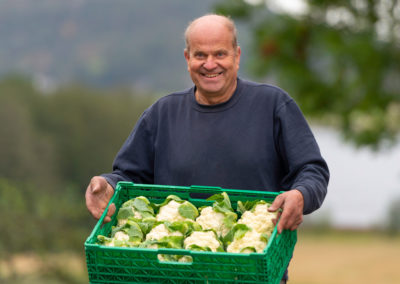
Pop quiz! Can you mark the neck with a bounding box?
[195,80,237,105]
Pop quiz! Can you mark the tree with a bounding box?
[215,0,400,148]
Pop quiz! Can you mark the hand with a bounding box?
[268,189,304,234]
[85,176,116,223]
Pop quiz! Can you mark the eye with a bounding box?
[194,52,206,59]
[216,51,227,58]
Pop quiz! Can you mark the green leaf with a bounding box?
[233,224,251,240]
[236,201,247,215]
[121,199,135,208]
[157,235,184,249]
[178,202,199,220]
[166,220,201,236]
[187,244,212,252]
[208,192,233,212]
[223,224,252,248]
[97,235,112,245]
[223,212,238,229]
[117,206,135,220]
[239,247,256,253]
[133,196,154,214]
[237,200,269,214]
[261,233,270,243]
[133,216,157,234]
[124,220,144,239]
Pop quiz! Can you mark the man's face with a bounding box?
[184,22,241,104]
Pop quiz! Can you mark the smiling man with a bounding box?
[85,14,329,284]
[184,15,241,105]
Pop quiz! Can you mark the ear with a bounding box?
[184,49,191,72]
[235,46,241,69]
[184,49,190,62]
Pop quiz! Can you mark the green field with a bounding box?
[1,230,399,284]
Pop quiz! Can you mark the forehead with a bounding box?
[187,21,234,52]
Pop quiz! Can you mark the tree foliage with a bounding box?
[0,75,155,253]
[215,0,400,148]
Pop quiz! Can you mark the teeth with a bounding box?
[204,73,219,78]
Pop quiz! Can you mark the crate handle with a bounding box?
[190,185,222,192]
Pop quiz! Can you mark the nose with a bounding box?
[203,56,217,70]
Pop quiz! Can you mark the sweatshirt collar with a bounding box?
[190,78,244,113]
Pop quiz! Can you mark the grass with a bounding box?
[289,229,400,284]
[1,229,399,283]
[0,252,88,284]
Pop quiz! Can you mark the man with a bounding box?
[86,14,329,283]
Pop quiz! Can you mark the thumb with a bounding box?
[268,194,284,212]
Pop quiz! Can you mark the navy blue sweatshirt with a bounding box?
[102,78,329,214]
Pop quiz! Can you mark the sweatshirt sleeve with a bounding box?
[101,110,155,188]
[275,98,330,214]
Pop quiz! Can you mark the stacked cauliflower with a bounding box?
[97,192,278,260]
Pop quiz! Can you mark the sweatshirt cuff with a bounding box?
[100,173,120,189]
[293,185,312,215]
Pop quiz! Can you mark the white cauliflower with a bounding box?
[97,220,143,248]
[157,200,187,222]
[156,195,198,222]
[184,231,223,252]
[196,207,228,237]
[226,230,267,253]
[144,223,185,262]
[238,203,277,237]
[99,231,130,247]
[114,231,129,242]
[195,192,237,237]
[146,223,183,242]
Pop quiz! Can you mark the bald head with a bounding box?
[184,14,238,52]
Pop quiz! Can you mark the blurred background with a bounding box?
[0,0,399,283]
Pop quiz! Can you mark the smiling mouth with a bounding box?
[202,72,223,78]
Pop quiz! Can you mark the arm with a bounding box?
[101,110,155,188]
[270,98,329,232]
[86,110,155,222]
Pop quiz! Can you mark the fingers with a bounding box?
[271,211,281,226]
[104,203,116,223]
[270,190,304,234]
[268,194,284,212]
[85,176,115,222]
[277,206,303,234]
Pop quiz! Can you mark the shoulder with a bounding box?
[238,78,293,107]
[152,87,193,108]
[141,87,193,121]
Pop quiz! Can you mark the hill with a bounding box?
[0,0,237,93]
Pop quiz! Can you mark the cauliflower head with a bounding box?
[196,207,233,238]
[146,223,183,242]
[226,229,267,253]
[238,203,277,236]
[156,195,198,222]
[184,231,224,252]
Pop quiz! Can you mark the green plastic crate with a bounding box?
[85,182,297,284]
